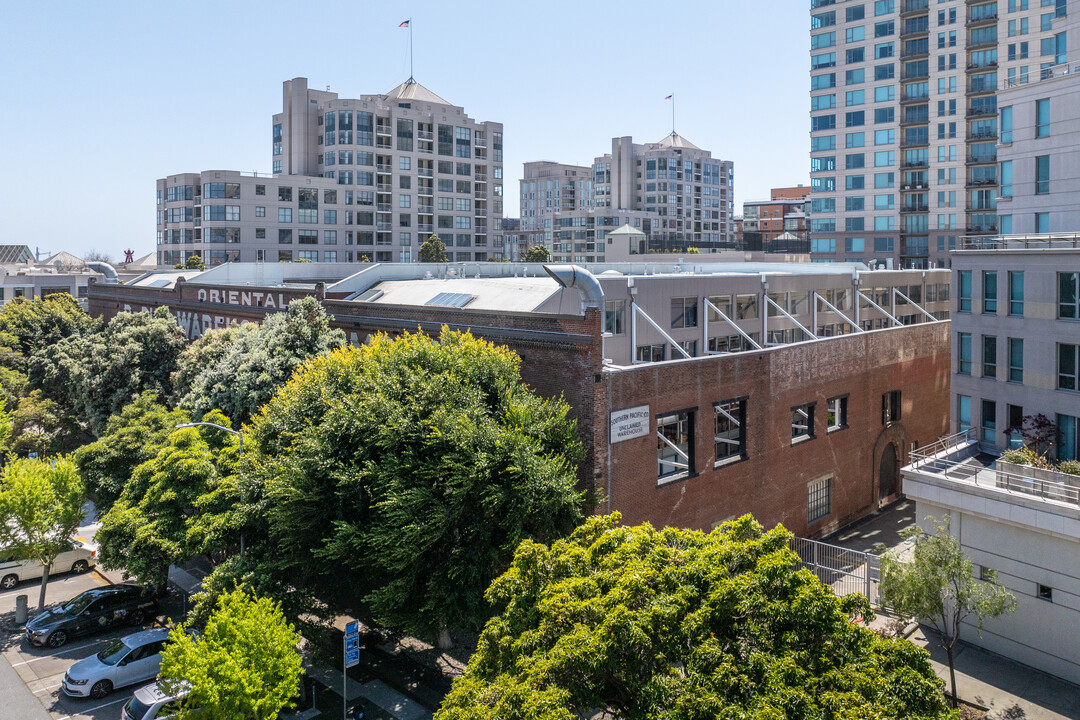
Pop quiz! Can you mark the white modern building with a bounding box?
[158,77,505,267]
[951,238,1080,460]
[520,135,735,263]
[809,0,1077,268]
[995,64,1080,234]
[903,433,1080,685]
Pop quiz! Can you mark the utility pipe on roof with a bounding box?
[85,262,118,284]
[542,264,604,309]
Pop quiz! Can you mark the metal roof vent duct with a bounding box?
[85,261,119,284]
[543,264,604,309]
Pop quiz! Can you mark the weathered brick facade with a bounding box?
[602,321,951,537]
[88,281,949,537]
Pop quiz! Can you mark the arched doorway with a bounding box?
[879,443,899,503]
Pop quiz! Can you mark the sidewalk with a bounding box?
[0,654,51,720]
[911,627,1080,720]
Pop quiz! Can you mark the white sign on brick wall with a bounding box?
[610,405,650,443]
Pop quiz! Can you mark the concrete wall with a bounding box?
[912,499,1080,686]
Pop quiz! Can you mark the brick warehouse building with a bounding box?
[89,261,951,537]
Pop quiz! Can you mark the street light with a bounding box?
[175,421,246,553]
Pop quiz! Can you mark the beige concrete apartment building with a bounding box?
[157,77,504,267]
[520,135,735,263]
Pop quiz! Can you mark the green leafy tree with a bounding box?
[241,329,584,647]
[96,414,235,593]
[880,515,1017,707]
[171,324,257,407]
[184,254,206,271]
[160,587,302,720]
[520,245,551,262]
[11,390,80,457]
[0,294,99,370]
[73,393,190,511]
[418,234,449,262]
[0,457,85,610]
[31,307,188,435]
[437,513,953,720]
[177,298,345,427]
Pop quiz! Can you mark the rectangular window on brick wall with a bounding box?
[792,403,815,442]
[714,399,746,465]
[657,410,693,481]
[808,477,832,523]
[827,395,848,431]
[882,390,902,424]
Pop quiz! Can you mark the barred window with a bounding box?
[808,477,832,523]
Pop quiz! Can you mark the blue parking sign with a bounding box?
[345,647,360,668]
[345,620,359,637]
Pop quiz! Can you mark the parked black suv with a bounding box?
[26,584,158,648]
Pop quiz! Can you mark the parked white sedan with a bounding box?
[0,540,96,590]
[62,628,170,699]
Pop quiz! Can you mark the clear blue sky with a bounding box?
[0,0,808,261]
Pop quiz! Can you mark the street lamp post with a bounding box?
[175,421,246,553]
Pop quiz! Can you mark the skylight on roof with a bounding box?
[425,292,475,308]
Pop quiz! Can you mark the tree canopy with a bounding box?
[521,245,551,263]
[95,413,236,592]
[0,457,85,609]
[880,515,1016,707]
[30,307,188,435]
[0,294,100,369]
[160,587,302,720]
[235,328,585,645]
[73,392,190,511]
[176,298,344,426]
[436,513,953,720]
[419,235,449,262]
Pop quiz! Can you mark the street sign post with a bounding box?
[343,620,360,720]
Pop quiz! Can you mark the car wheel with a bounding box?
[89,679,113,699]
[130,610,146,626]
[46,630,68,648]
[71,560,89,574]
[0,574,16,591]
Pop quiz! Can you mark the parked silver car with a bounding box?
[0,540,96,590]
[63,627,171,699]
[121,680,193,720]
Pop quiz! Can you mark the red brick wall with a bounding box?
[601,322,951,537]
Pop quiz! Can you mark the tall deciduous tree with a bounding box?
[160,587,302,720]
[879,515,1017,707]
[241,329,584,646]
[0,457,85,610]
[95,414,235,593]
[31,307,188,435]
[177,298,344,426]
[437,513,953,720]
[0,294,100,370]
[418,234,449,262]
[73,393,190,511]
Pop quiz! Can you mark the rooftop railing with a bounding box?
[908,429,1080,507]
[959,233,1080,250]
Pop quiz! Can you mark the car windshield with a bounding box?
[63,593,95,616]
[96,638,128,666]
[122,695,153,720]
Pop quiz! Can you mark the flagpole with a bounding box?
[409,19,414,82]
[672,93,676,136]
